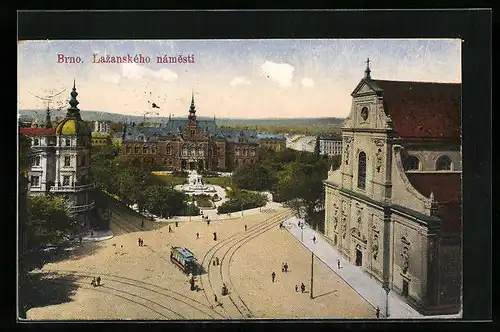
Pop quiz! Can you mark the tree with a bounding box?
[26,195,77,249]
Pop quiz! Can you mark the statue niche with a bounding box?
[372,234,379,261]
[401,244,410,274]
[375,148,383,173]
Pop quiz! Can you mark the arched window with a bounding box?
[143,145,148,154]
[357,151,366,190]
[33,138,39,146]
[198,144,204,156]
[151,146,156,154]
[34,156,41,166]
[65,138,71,146]
[182,144,188,156]
[134,145,140,154]
[404,155,420,171]
[436,155,453,171]
[166,144,172,155]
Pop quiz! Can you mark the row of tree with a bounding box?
[231,146,341,230]
[217,189,268,214]
[89,145,195,218]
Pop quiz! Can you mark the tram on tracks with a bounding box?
[170,247,196,275]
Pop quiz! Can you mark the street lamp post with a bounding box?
[310,251,314,299]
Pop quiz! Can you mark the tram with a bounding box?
[170,247,196,274]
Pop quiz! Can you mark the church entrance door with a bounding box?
[189,162,196,170]
[355,246,363,266]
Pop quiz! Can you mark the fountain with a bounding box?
[177,170,216,195]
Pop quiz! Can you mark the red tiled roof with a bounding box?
[19,127,56,136]
[372,80,461,140]
[406,172,461,203]
[406,172,461,236]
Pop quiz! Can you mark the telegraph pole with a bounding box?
[310,251,314,299]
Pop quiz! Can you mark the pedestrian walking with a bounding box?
[141,219,144,228]
[169,226,172,233]
[216,257,219,265]
[281,263,284,273]
[196,232,199,239]
[176,221,179,227]
[214,294,218,303]
[295,285,298,292]
[96,276,101,286]
[271,271,276,283]
[301,283,305,293]
[141,239,144,246]
[337,258,341,269]
[213,232,217,241]
[138,238,141,246]
[245,225,247,231]
[91,230,94,238]
[91,277,96,287]
[284,262,288,273]
[213,260,216,266]
[79,236,82,245]
[376,307,380,318]
[312,236,316,243]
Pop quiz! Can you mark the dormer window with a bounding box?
[64,156,71,167]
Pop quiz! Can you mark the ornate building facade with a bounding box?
[120,94,286,171]
[19,81,95,225]
[324,63,462,315]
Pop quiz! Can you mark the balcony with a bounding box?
[70,201,95,213]
[50,183,95,193]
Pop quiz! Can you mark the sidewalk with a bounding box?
[283,216,462,319]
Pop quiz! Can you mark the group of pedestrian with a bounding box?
[90,276,102,287]
[137,238,145,247]
[213,257,220,266]
[202,215,211,225]
[294,283,306,293]
[281,262,289,273]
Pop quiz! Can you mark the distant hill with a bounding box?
[18,109,345,126]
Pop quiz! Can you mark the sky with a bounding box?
[17,39,461,119]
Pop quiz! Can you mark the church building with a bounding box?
[323,61,462,315]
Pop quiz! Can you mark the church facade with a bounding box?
[324,63,462,315]
[120,94,286,171]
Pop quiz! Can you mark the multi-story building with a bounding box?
[19,82,95,225]
[120,94,286,171]
[323,63,461,315]
[90,120,112,149]
[319,134,342,156]
[257,133,287,152]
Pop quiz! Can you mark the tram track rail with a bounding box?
[39,275,183,319]
[35,268,223,320]
[199,208,292,319]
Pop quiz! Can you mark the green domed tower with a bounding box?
[54,80,94,228]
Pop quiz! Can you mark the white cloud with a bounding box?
[121,63,178,82]
[230,76,252,86]
[100,73,121,84]
[301,77,315,88]
[261,60,294,87]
